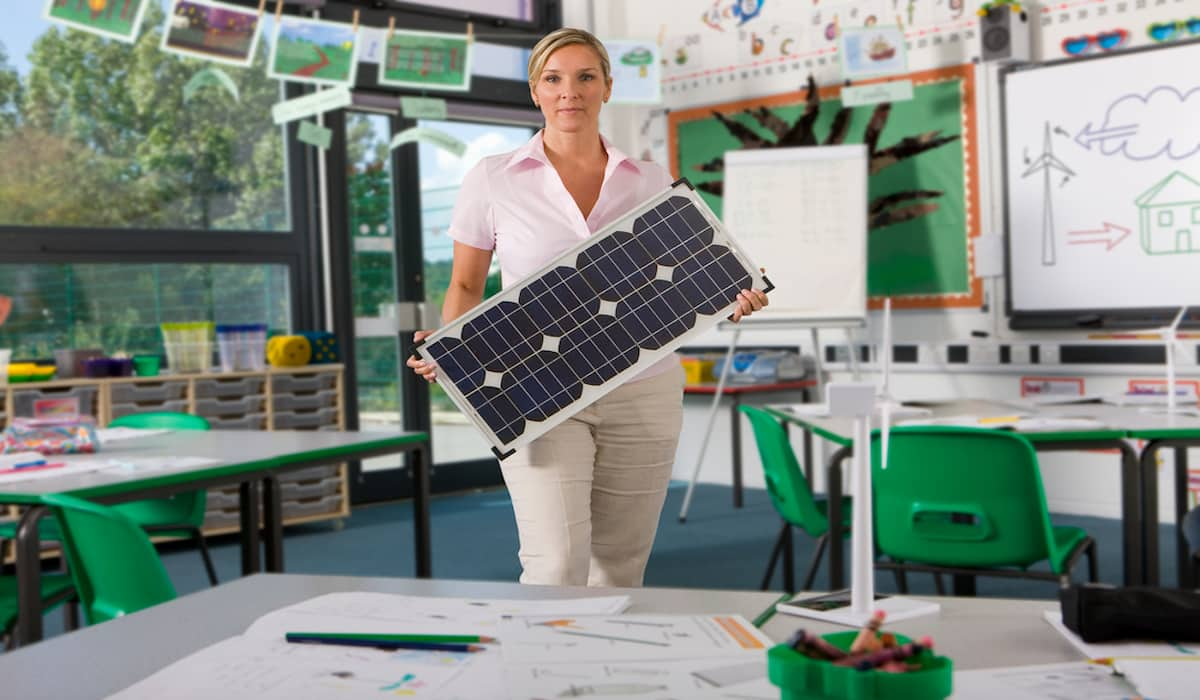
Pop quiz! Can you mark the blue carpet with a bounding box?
[29,482,1181,641]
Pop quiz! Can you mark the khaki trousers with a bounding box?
[500,363,685,587]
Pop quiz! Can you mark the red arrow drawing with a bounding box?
[1067,222,1131,251]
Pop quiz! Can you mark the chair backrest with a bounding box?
[108,411,211,431]
[739,406,830,536]
[40,493,177,625]
[871,427,1066,572]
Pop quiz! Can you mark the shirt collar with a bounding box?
[505,130,643,176]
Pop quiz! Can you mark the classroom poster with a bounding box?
[43,0,150,43]
[268,15,360,87]
[378,28,472,91]
[161,0,263,68]
[604,39,662,104]
[668,63,982,310]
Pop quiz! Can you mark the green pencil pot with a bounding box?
[768,631,953,700]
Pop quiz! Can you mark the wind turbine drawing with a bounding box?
[1022,122,1076,266]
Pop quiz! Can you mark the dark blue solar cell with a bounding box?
[467,387,524,445]
[424,337,484,395]
[503,352,583,422]
[637,203,713,265]
[576,230,656,301]
[560,316,640,385]
[617,279,696,350]
[462,301,541,372]
[518,266,600,337]
[673,245,747,315]
[677,202,711,234]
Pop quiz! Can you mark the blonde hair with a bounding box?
[527,27,611,92]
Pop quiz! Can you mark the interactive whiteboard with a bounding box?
[1003,41,1200,324]
[722,145,868,327]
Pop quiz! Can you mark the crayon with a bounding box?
[849,609,886,654]
[785,629,847,661]
[842,637,933,671]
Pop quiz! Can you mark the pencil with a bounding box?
[285,632,496,644]
[285,633,488,652]
[752,593,792,628]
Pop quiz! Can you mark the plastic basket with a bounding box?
[768,631,953,700]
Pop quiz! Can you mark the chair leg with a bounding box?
[892,566,909,594]
[192,527,219,587]
[801,534,828,591]
[781,525,795,594]
[1086,539,1098,583]
[933,574,946,596]
[63,600,79,631]
[760,522,789,591]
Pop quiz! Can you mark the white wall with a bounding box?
[588,0,1200,522]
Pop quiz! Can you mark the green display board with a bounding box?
[669,64,982,309]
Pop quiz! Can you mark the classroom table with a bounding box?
[0,429,429,646]
[764,399,1145,590]
[0,573,790,698]
[682,378,815,509]
[1120,411,1200,587]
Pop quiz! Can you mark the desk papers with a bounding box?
[107,592,631,700]
[95,427,171,443]
[954,661,1138,699]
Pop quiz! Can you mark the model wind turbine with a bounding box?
[1139,307,1195,415]
[1022,122,1075,266]
[781,300,937,625]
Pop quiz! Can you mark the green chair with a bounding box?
[107,411,218,586]
[740,406,851,593]
[870,426,1097,593]
[0,561,76,649]
[40,493,176,624]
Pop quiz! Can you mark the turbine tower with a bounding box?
[1022,122,1076,266]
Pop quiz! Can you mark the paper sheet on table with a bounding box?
[244,592,632,640]
[504,656,775,700]
[498,613,772,663]
[953,661,1138,700]
[896,414,1107,431]
[1042,610,1200,659]
[1112,658,1200,700]
[106,634,477,700]
[1016,394,1106,407]
[0,461,109,483]
[96,427,171,443]
[777,403,932,419]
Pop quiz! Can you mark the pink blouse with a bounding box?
[448,130,678,382]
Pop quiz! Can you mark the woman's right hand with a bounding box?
[407,330,438,383]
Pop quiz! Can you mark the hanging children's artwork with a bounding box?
[161,0,262,68]
[43,0,150,43]
[268,15,360,87]
[377,28,471,92]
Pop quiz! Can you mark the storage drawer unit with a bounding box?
[272,389,338,412]
[194,395,266,417]
[110,381,188,404]
[110,398,189,420]
[194,376,265,399]
[11,385,99,420]
[273,407,338,430]
[272,372,337,394]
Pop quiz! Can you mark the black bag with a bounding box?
[1059,583,1200,643]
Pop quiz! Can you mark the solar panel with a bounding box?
[415,179,771,458]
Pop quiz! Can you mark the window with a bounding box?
[0,2,288,232]
[0,263,291,359]
[1158,209,1174,227]
[1192,206,1200,225]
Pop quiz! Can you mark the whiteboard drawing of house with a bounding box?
[1134,171,1200,255]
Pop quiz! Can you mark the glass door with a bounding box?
[415,119,535,470]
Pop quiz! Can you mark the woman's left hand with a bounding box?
[730,287,769,322]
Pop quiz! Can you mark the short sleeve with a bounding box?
[447,160,495,251]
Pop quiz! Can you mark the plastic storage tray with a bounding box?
[272,389,338,412]
[195,395,266,417]
[273,407,338,430]
[279,475,342,500]
[11,385,99,419]
[110,398,189,420]
[204,412,267,430]
[767,631,952,700]
[194,376,266,399]
[205,487,241,510]
[281,493,344,519]
[272,372,337,394]
[280,464,340,483]
[110,381,188,404]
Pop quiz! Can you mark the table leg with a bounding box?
[1136,442,1157,587]
[732,394,743,508]
[14,505,49,646]
[826,445,851,590]
[1176,445,1192,589]
[239,480,262,575]
[262,476,284,573]
[413,445,432,578]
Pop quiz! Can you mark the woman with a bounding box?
[407,27,768,587]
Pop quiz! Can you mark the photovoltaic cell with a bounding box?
[416,180,769,457]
